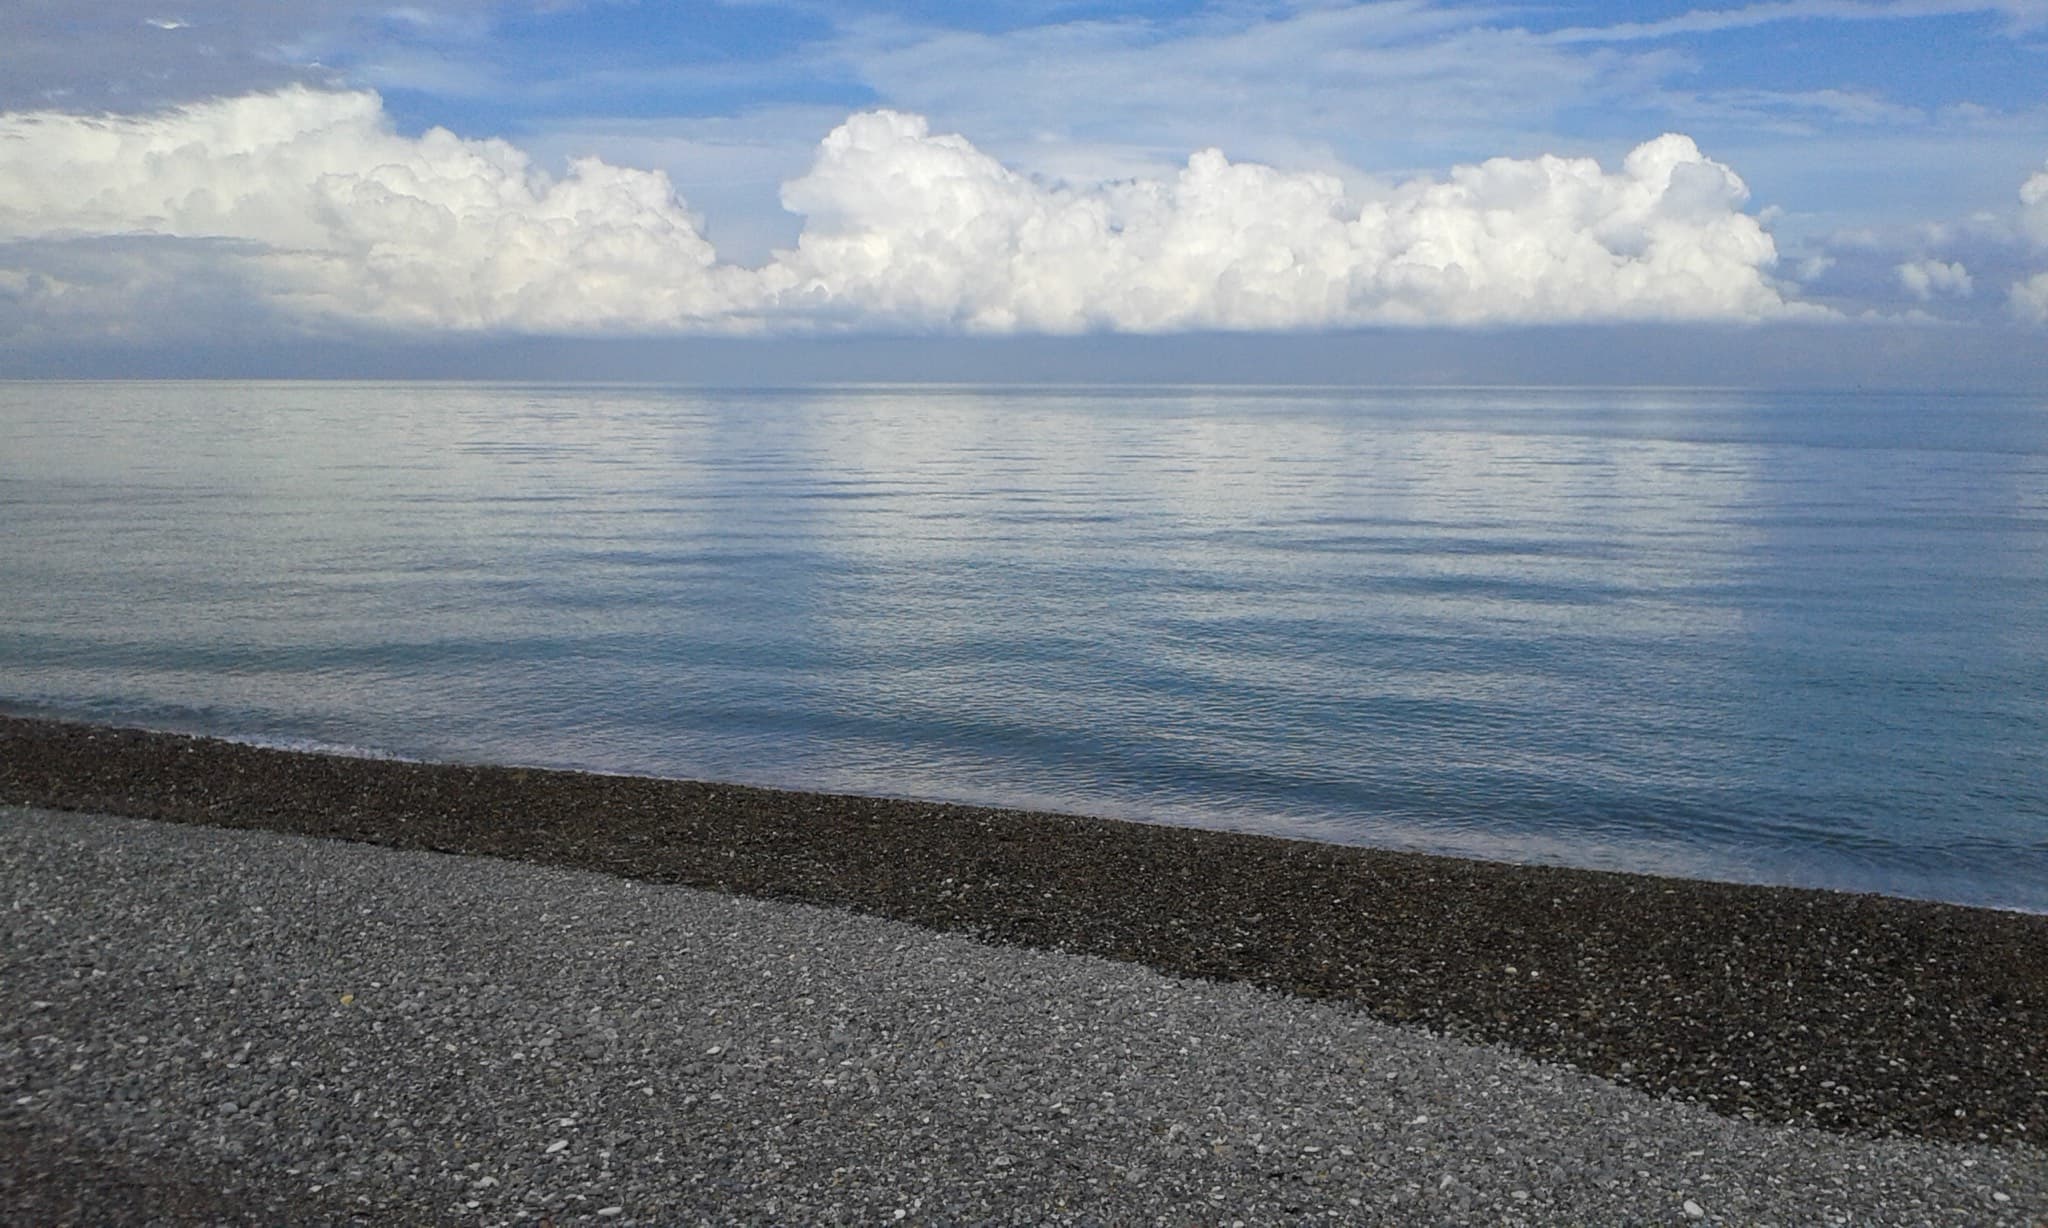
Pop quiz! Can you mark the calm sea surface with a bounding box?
[3,381,2045,910]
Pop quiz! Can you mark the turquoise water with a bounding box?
[3,381,2045,910]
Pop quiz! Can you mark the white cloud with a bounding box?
[2014,272,2048,321]
[521,106,847,266]
[0,89,1806,337]
[1547,0,2048,44]
[828,7,1651,184]
[12,1,2037,277]
[805,1,2048,256]
[0,88,749,332]
[1794,253,1836,282]
[1896,258,1973,299]
[2011,162,2048,321]
[2023,163,2048,245]
[767,111,1798,331]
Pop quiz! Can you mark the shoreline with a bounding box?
[108,723,2048,918]
[2,713,2043,1147]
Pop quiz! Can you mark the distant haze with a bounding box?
[8,326,2046,393]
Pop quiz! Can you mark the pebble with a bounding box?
[3,807,2046,1227]
[8,715,2046,1147]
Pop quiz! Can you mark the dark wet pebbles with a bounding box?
[2,714,2042,1147]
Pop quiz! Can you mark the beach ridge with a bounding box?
[2,713,2042,1147]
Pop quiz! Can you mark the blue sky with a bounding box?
[2,0,2046,382]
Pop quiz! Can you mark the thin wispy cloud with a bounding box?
[823,4,1660,175]
[1544,0,2048,44]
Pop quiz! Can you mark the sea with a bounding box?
[3,381,2044,912]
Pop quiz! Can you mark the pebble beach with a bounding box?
[3,715,2045,1223]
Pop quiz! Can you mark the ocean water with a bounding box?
[3,380,2044,911]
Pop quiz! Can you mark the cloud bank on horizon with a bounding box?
[1,88,1806,336]
[2,1,2045,352]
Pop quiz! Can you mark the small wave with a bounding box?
[217,732,423,763]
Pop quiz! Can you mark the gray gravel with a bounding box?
[4,807,2044,1226]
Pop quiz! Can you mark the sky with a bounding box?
[2,0,2046,385]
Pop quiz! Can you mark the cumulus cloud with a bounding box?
[1896,258,1973,300]
[0,88,751,332]
[2010,163,2048,321]
[2015,273,2048,322]
[0,89,1806,337]
[2023,164,2048,245]
[767,111,1796,331]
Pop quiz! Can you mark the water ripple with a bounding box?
[3,382,2044,910]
